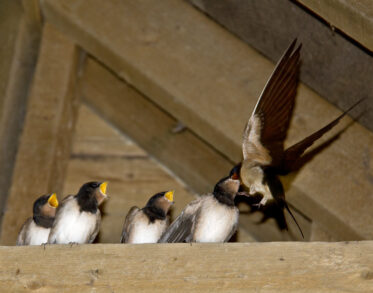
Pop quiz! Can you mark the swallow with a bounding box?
[120,190,174,243]
[158,174,240,243]
[234,39,363,237]
[16,193,59,245]
[48,181,108,244]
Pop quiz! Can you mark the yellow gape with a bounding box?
[48,193,59,208]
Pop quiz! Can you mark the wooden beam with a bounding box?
[81,58,310,242]
[81,58,231,199]
[0,1,41,226]
[41,0,373,241]
[0,24,80,245]
[0,242,372,291]
[296,0,373,52]
[187,0,373,132]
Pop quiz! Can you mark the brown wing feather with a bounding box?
[120,206,140,243]
[158,199,201,243]
[243,39,301,166]
[88,211,101,243]
[282,98,364,172]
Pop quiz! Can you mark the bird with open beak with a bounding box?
[17,193,59,245]
[234,39,363,238]
[48,181,108,244]
[159,173,240,243]
[121,190,174,244]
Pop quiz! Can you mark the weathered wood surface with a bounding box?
[0,24,80,245]
[296,0,373,52]
[0,242,372,292]
[81,59,309,242]
[188,0,373,132]
[0,1,41,225]
[42,0,373,240]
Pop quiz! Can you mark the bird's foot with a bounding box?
[252,197,268,209]
[41,243,48,250]
[69,242,79,248]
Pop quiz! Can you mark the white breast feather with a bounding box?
[129,214,166,244]
[49,199,97,244]
[194,196,238,242]
[27,221,51,245]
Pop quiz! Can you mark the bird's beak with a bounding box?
[100,182,108,197]
[164,190,174,203]
[48,193,59,208]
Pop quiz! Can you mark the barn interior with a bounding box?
[0,0,372,291]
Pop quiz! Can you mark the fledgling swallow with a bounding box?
[120,190,174,244]
[234,39,363,237]
[16,193,59,245]
[159,174,240,243]
[48,181,108,244]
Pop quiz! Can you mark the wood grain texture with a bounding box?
[41,0,373,240]
[81,57,232,196]
[188,0,373,132]
[296,0,373,51]
[0,24,79,245]
[81,59,309,242]
[0,1,41,225]
[0,242,372,292]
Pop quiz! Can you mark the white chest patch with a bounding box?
[194,197,238,242]
[27,221,51,245]
[49,199,98,244]
[129,214,166,244]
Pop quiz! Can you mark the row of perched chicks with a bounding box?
[17,171,241,245]
[17,39,363,246]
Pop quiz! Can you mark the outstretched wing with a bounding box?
[281,98,364,172]
[120,206,140,243]
[243,39,301,166]
[158,199,201,243]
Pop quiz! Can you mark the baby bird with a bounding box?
[159,174,240,243]
[120,190,174,243]
[17,193,59,245]
[48,181,108,244]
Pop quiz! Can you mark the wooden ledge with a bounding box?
[296,0,373,52]
[1,241,372,292]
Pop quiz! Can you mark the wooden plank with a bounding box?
[0,24,80,245]
[0,1,41,227]
[22,0,43,31]
[81,58,232,196]
[0,242,372,292]
[187,0,373,132]
[296,0,373,52]
[81,59,310,242]
[41,0,373,240]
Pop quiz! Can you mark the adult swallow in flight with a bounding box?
[17,193,59,245]
[234,39,363,238]
[48,181,108,244]
[159,174,240,243]
[120,190,174,243]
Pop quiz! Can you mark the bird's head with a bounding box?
[33,193,59,228]
[77,181,109,207]
[146,190,175,214]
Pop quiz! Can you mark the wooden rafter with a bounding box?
[0,24,80,245]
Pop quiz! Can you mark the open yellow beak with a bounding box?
[48,193,59,208]
[100,182,108,196]
[164,190,174,202]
